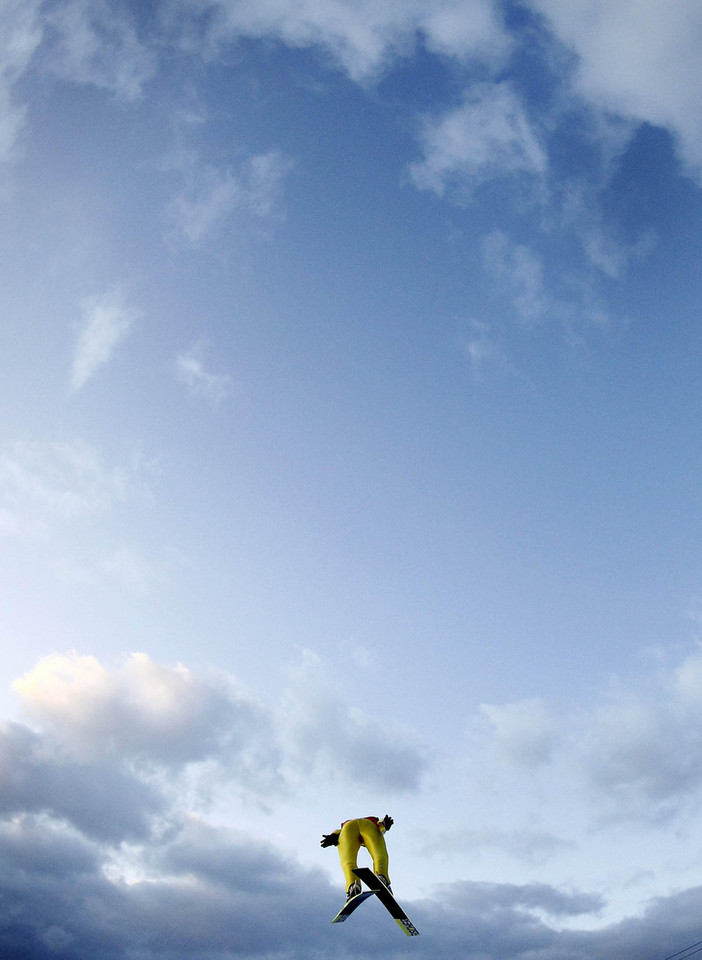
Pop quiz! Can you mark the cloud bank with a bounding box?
[3,649,702,959]
[0,650,433,957]
[474,645,702,823]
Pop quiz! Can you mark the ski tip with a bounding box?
[396,918,420,937]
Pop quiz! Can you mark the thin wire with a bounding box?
[672,948,702,960]
[660,941,702,960]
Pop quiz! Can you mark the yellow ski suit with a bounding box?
[329,817,390,892]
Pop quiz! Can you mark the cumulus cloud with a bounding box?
[12,650,428,803]
[0,722,164,841]
[473,645,702,822]
[527,0,702,179]
[4,650,702,959]
[13,653,278,781]
[409,82,547,199]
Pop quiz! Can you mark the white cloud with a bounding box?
[7,649,430,838]
[280,650,431,792]
[0,0,153,175]
[528,0,702,179]
[71,290,138,391]
[482,230,613,334]
[0,506,47,539]
[167,150,292,246]
[99,545,161,596]
[176,339,235,405]
[422,826,572,867]
[473,645,702,822]
[13,653,277,777]
[479,698,556,767]
[558,177,656,280]
[483,230,551,324]
[409,82,547,199]
[0,0,43,167]
[580,653,702,818]
[459,320,507,380]
[195,0,509,82]
[43,0,156,100]
[0,439,142,523]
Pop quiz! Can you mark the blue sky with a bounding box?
[3,1,702,957]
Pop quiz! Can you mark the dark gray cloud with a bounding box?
[435,878,604,918]
[0,811,699,960]
[4,650,701,960]
[0,721,163,841]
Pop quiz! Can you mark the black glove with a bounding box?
[320,833,339,847]
[382,815,393,831]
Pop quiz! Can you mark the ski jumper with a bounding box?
[335,817,390,892]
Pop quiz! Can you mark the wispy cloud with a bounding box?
[420,826,573,868]
[459,319,508,380]
[483,230,552,324]
[196,0,509,82]
[280,650,431,792]
[0,439,143,523]
[0,0,43,167]
[0,0,154,178]
[482,229,612,336]
[409,82,547,200]
[176,339,235,405]
[43,0,156,100]
[167,150,292,247]
[479,697,556,767]
[99,545,161,596]
[71,289,138,391]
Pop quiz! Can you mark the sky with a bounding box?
[2,0,702,957]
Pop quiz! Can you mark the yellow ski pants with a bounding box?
[337,818,389,891]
